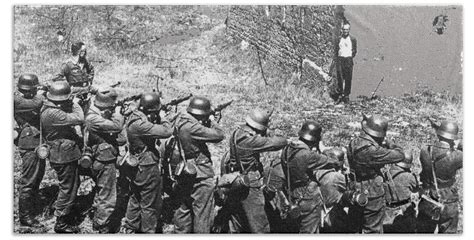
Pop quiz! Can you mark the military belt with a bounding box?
[70,81,90,87]
[387,198,411,208]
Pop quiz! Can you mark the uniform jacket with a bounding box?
[315,169,346,208]
[86,105,126,162]
[384,165,418,204]
[174,112,224,179]
[347,132,404,198]
[127,110,172,166]
[335,35,357,58]
[281,141,339,197]
[420,140,462,202]
[53,58,94,86]
[14,91,44,150]
[41,100,84,164]
[229,125,287,187]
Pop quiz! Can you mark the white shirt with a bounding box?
[338,36,352,57]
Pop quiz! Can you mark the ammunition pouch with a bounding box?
[93,143,118,162]
[418,194,445,221]
[18,126,41,150]
[217,171,250,192]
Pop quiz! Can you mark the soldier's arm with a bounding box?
[365,144,404,165]
[244,135,288,153]
[14,94,44,113]
[86,112,124,133]
[418,147,432,188]
[452,150,463,170]
[52,63,69,82]
[51,102,84,126]
[306,150,340,170]
[131,118,172,139]
[189,121,225,143]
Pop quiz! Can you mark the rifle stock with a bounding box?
[161,93,193,112]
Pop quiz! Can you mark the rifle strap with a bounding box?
[231,130,255,175]
[39,116,43,146]
[428,146,442,201]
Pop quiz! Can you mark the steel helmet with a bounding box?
[245,108,273,131]
[396,151,413,169]
[139,92,161,112]
[436,121,459,140]
[361,114,388,138]
[187,96,211,116]
[18,74,39,91]
[95,88,118,108]
[47,81,72,101]
[298,121,322,142]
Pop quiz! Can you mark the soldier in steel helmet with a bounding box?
[40,81,84,233]
[217,108,288,233]
[280,121,340,233]
[346,114,404,233]
[52,41,96,111]
[417,120,462,233]
[382,151,419,233]
[121,92,173,233]
[84,88,126,233]
[14,74,46,228]
[171,96,225,233]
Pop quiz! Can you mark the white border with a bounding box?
[2,0,471,239]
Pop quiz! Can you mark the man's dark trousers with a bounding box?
[50,161,80,219]
[19,150,46,220]
[337,57,354,98]
[90,160,117,232]
[124,164,162,233]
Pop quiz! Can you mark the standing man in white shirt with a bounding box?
[335,22,357,104]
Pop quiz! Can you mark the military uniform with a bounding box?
[347,132,404,233]
[383,164,418,233]
[123,110,172,233]
[53,58,96,110]
[315,168,351,233]
[41,99,84,230]
[281,141,339,233]
[220,125,287,233]
[417,141,462,233]
[172,112,224,233]
[14,91,46,225]
[85,104,125,232]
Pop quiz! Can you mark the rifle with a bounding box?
[211,100,233,123]
[370,76,385,100]
[116,94,142,107]
[161,93,193,112]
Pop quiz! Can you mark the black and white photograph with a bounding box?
[11,4,463,234]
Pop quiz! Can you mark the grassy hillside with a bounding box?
[13,6,462,233]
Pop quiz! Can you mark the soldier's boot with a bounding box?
[93,222,111,233]
[19,201,43,228]
[19,215,43,228]
[54,216,80,234]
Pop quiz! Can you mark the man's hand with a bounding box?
[209,114,216,122]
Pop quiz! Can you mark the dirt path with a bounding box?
[344,5,462,97]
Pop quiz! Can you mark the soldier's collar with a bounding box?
[360,132,379,146]
[434,140,452,149]
[239,125,256,136]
